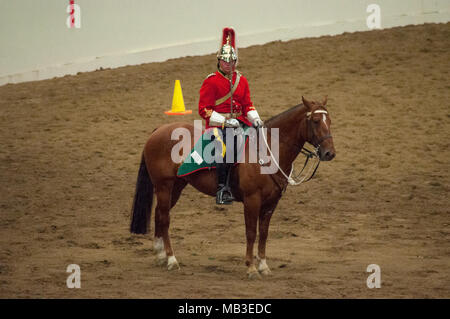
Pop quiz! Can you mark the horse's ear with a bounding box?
[322,95,328,106]
[302,96,312,110]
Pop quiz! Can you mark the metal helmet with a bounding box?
[217,27,238,63]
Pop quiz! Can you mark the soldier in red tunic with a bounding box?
[198,27,264,205]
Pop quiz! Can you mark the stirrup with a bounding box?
[216,185,234,205]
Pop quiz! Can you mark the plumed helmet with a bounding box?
[217,27,238,63]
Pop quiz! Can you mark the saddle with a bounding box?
[177,125,250,177]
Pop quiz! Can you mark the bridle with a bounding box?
[260,108,332,187]
[306,109,333,148]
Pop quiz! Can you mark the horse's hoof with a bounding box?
[167,256,180,271]
[247,271,261,280]
[257,258,271,276]
[167,262,180,271]
[259,268,272,276]
[247,265,261,280]
[157,257,167,266]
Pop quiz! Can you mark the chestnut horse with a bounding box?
[130,96,336,279]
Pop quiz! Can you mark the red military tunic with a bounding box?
[199,70,256,129]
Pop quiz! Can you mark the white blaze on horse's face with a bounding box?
[306,108,335,161]
[322,113,328,130]
[307,109,329,131]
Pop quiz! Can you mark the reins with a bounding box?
[259,108,332,186]
[259,127,321,186]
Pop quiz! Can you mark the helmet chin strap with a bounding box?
[229,66,233,115]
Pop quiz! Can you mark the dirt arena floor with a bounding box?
[0,23,449,299]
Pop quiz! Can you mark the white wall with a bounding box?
[1,0,449,85]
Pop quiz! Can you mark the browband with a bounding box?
[306,110,328,117]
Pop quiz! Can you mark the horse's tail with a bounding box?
[130,154,154,234]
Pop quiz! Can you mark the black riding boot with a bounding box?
[216,162,234,205]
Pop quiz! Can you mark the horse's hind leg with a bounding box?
[153,219,166,266]
[170,179,187,209]
[154,180,186,270]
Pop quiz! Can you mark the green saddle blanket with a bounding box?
[177,125,250,177]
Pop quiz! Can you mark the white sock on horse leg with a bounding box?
[157,250,167,260]
[258,258,270,273]
[167,255,179,270]
[153,237,164,252]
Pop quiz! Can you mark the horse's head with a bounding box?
[302,96,336,161]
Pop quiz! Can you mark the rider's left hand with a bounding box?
[254,119,264,129]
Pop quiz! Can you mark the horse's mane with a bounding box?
[265,103,304,126]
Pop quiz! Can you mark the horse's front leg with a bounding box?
[243,194,262,279]
[257,209,274,276]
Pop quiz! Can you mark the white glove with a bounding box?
[254,118,264,128]
[247,110,264,128]
[224,118,240,128]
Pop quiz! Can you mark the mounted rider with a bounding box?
[198,27,264,205]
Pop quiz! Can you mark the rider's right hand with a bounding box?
[224,119,240,128]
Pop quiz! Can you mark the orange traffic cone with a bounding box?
[165,80,192,115]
